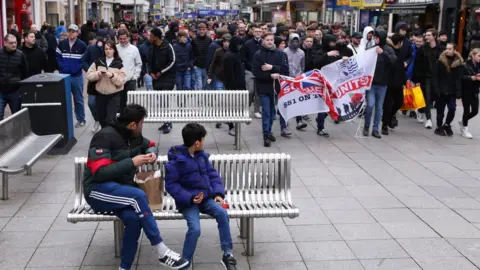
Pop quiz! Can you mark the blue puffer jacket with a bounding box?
[173,42,194,72]
[165,145,224,211]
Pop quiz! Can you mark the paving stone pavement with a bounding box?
[3,106,480,270]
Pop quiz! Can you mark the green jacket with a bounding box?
[83,122,158,196]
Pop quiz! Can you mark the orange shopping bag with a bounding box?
[401,81,426,111]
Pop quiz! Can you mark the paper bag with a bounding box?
[135,170,163,211]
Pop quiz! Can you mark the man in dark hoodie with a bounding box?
[192,23,212,90]
[21,31,48,77]
[30,24,48,53]
[222,36,246,136]
[165,21,179,44]
[252,33,289,147]
[313,33,353,136]
[174,31,194,90]
[363,31,397,139]
[147,28,176,134]
[205,28,228,89]
[244,26,263,118]
[80,20,97,45]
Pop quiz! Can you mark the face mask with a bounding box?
[236,45,243,51]
[289,43,299,50]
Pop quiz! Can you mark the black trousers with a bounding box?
[382,86,404,126]
[418,78,436,120]
[96,92,121,128]
[119,80,137,113]
[435,94,456,127]
[462,91,479,127]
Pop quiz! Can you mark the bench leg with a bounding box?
[234,123,241,150]
[114,220,124,258]
[26,168,32,176]
[1,173,8,200]
[242,218,254,256]
[239,217,247,239]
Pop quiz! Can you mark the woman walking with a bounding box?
[460,48,480,139]
[86,40,127,128]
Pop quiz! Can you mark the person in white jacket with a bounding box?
[359,26,376,52]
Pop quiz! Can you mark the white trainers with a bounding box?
[228,128,235,136]
[91,121,101,133]
[417,113,425,123]
[254,112,262,119]
[425,119,432,129]
[462,126,473,139]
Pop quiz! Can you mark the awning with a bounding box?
[383,3,431,15]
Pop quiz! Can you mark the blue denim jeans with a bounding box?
[144,73,153,90]
[88,95,97,121]
[364,85,387,131]
[86,182,162,270]
[215,79,224,90]
[181,198,232,268]
[259,94,276,136]
[71,75,85,122]
[176,70,192,90]
[0,90,21,120]
[193,67,207,90]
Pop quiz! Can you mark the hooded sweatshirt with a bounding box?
[283,33,305,77]
[21,43,47,76]
[165,21,179,44]
[165,145,224,211]
[360,26,376,52]
[223,36,247,90]
[372,31,397,86]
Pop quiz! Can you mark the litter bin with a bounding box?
[20,73,77,155]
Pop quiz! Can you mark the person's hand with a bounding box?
[261,63,273,71]
[214,196,224,204]
[327,50,339,57]
[147,152,157,163]
[342,56,348,61]
[155,72,161,78]
[404,62,408,68]
[271,73,280,79]
[472,76,477,81]
[150,72,158,80]
[105,71,113,78]
[415,83,420,86]
[132,154,150,166]
[193,192,204,204]
[376,46,383,54]
[98,71,105,77]
[207,78,212,84]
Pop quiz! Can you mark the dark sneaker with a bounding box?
[443,124,453,136]
[409,111,417,119]
[387,121,395,129]
[362,128,369,137]
[392,116,398,127]
[434,127,447,136]
[317,129,330,137]
[264,136,272,147]
[267,134,276,142]
[372,130,382,139]
[158,124,172,134]
[221,254,237,270]
[216,123,222,129]
[159,250,189,269]
[296,121,307,130]
[334,119,340,124]
[381,125,389,135]
[402,110,408,116]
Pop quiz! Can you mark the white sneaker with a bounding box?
[91,121,100,133]
[254,112,262,119]
[425,119,432,129]
[462,127,473,139]
[417,113,425,123]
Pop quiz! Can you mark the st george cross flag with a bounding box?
[277,70,331,122]
[320,48,378,122]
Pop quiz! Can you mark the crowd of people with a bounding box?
[1,18,479,146]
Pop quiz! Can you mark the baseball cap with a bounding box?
[352,32,362,39]
[222,33,232,41]
[289,33,300,41]
[68,24,79,31]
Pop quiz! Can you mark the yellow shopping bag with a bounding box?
[401,82,426,111]
[411,85,426,109]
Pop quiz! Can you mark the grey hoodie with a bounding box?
[283,34,305,77]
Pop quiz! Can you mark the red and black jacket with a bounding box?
[83,122,157,197]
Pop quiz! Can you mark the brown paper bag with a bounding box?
[135,170,164,211]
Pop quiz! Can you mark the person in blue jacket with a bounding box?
[173,31,194,90]
[165,123,237,270]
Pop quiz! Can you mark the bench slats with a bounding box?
[68,154,299,223]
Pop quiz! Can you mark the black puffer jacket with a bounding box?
[372,31,397,86]
[192,34,212,68]
[21,44,48,76]
[436,51,463,97]
[252,45,289,96]
[461,59,480,94]
[0,48,29,92]
[223,36,246,90]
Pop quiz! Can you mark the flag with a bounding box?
[320,48,378,122]
[277,70,331,122]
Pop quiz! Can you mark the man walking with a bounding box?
[56,24,87,127]
[0,34,29,120]
[191,23,212,90]
[117,29,142,112]
[22,30,48,76]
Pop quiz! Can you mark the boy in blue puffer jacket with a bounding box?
[165,123,237,270]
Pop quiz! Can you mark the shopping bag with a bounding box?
[411,85,426,109]
[135,169,163,211]
[401,86,415,111]
[401,83,426,111]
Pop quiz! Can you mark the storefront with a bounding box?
[359,0,384,31]
[382,0,439,32]
[4,0,35,33]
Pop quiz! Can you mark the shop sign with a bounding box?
[362,0,383,7]
[349,0,361,6]
[337,0,349,5]
[326,0,337,8]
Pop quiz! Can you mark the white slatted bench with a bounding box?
[0,108,63,199]
[67,153,299,257]
[127,91,252,150]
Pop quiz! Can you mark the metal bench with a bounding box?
[127,91,252,150]
[67,153,299,257]
[0,108,63,200]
